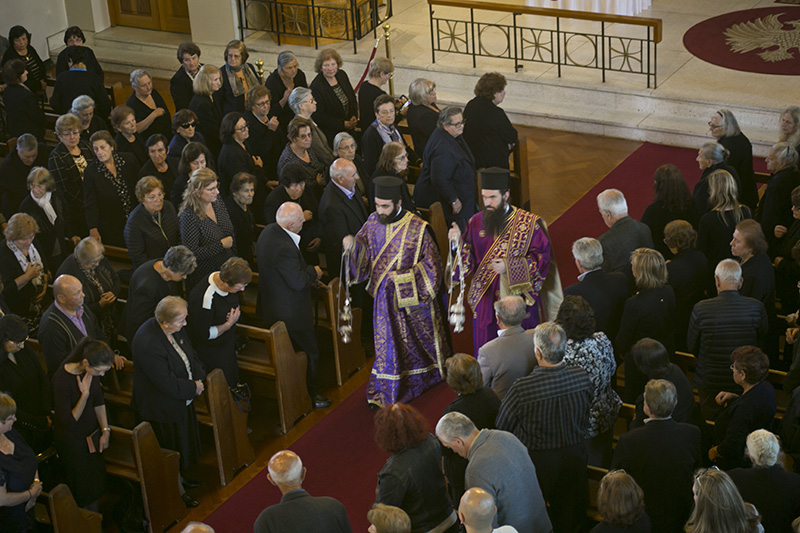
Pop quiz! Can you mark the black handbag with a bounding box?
[230,383,251,413]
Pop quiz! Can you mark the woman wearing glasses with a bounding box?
[48,114,95,238]
[289,87,335,169]
[124,177,180,269]
[169,109,207,156]
[276,117,326,190]
[217,112,264,196]
[709,346,776,470]
[243,85,280,189]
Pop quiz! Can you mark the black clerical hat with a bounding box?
[373,176,403,202]
[480,167,510,190]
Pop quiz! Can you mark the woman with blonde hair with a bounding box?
[685,467,761,533]
[592,470,650,532]
[617,248,676,402]
[358,57,397,131]
[189,64,224,157]
[19,166,70,269]
[178,168,235,287]
[729,430,800,532]
[0,213,48,331]
[406,78,439,153]
[697,169,752,269]
[368,503,412,533]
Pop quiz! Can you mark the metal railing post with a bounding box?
[601,21,605,83]
[430,5,436,64]
[384,23,394,95]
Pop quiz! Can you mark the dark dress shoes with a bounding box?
[313,395,332,408]
[181,477,201,490]
[181,493,200,508]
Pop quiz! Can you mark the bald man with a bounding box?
[254,450,351,533]
[459,488,518,533]
[38,274,107,377]
[257,202,331,409]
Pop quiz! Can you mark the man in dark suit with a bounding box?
[596,189,653,273]
[564,237,628,339]
[170,42,202,113]
[49,46,111,120]
[254,450,351,532]
[257,201,330,408]
[319,158,368,272]
[0,134,50,220]
[611,379,701,533]
[477,295,535,401]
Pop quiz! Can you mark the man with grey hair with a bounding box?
[258,201,330,408]
[688,258,767,419]
[564,237,628,338]
[596,188,652,273]
[319,158,368,273]
[435,412,550,533]
[757,141,800,248]
[612,379,701,533]
[458,487,518,533]
[254,450,351,532]
[476,295,535,401]
[0,133,50,220]
[496,321,592,533]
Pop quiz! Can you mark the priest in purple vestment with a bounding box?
[449,168,551,351]
[343,176,449,408]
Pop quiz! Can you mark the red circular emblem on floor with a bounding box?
[683,7,800,75]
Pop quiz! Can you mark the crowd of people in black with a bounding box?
[0,20,799,533]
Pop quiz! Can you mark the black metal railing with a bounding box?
[428,0,661,87]
[239,0,392,53]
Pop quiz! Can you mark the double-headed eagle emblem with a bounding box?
[724,13,800,62]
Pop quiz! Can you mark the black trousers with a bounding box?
[529,442,588,533]
[287,326,320,398]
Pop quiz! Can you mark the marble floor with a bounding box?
[72,0,798,151]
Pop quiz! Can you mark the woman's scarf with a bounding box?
[7,240,43,291]
[31,191,57,225]
[96,153,133,216]
[226,63,259,98]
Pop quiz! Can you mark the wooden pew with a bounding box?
[104,422,186,533]
[46,484,103,533]
[236,322,312,434]
[315,277,366,386]
[417,201,449,258]
[205,368,255,486]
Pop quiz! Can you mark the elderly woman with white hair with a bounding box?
[56,236,121,345]
[693,141,741,214]
[70,95,108,142]
[333,131,367,198]
[758,142,800,248]
[728,430,800,532]
[290,87,335,168]
[708,109,757,209]
[126,68,172,141]
[18,167,70,269]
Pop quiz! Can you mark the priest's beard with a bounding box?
[482,200,508,235]
[377,204,400,225]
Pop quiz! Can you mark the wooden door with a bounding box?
[108,0,191,33]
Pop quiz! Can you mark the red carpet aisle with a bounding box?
[548,142,702,285]
[203,382,456,532]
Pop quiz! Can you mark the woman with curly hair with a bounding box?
[374,403,458,533]
[462,72,517,169]
[641,164,698,258]
[685,467,762,533]
[592,470,650,532]
[557,295,621,467]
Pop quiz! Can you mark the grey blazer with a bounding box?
[477,326,536,401]
[598,216,654,272]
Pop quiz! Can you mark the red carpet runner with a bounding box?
[204,141,766,531]
[203,382,456,532]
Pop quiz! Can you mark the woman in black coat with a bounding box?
[693,141,741,215]
[132,296,205,506]
[110,104,147,167]
[0,315,52,454]
[709,346,777,470]
[697,169,752,270]
[406,78,440,154]
[732,219,776,313]
[265,51,309,133]
[462,72,517,169]
[18,167,70,271]
[413,106,476,230]
[124,176,180,269]
[83,131,139,247]
[189,65,224,158]
[223,173,257,267]
[0,214,49,333]
[1,26,46,95]
[216,112,263,195]
[641,164,698,259]
[243,85,281,187]
[48,113,95,238]
[1,60,45,142]
[773,186,800,312]
[126,69,172,142]
[617,248,676,403]
[219,40,261,115]
[309,49,358,148]
[709,109,758,210]
[664,221,709,352]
